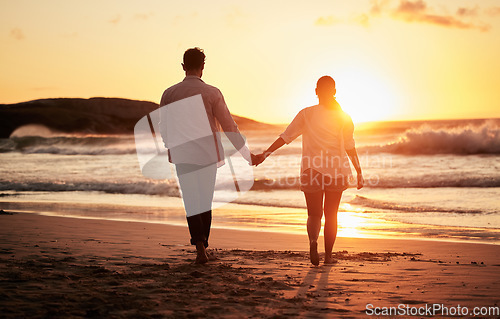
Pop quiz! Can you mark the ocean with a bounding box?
[1,118,499,244]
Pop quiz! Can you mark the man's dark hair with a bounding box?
[317,76,336,90]
[183,47,205,70]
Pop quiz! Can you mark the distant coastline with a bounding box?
[0,97,279,138]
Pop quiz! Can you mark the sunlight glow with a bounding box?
[337,211,366,238]
[334,68,400,123]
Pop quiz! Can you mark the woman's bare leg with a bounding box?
[304,191,324,265]
[323,191,343,263]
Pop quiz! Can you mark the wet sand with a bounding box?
[0,212,499,318]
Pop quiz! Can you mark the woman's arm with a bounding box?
[264,137,286,157]
[255,109,305,166]
[346,148,364,189]
[254,137,286,165]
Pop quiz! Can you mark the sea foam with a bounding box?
[364,121,500,155]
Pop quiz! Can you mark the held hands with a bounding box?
[249,152,267,166]
[250,153,258,166]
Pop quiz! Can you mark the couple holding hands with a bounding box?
[160,48,363,265]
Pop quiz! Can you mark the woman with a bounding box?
[255,76,364,265]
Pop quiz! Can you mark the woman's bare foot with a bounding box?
[195,242,208,264]
[309,241,320,266]
[324,254,338,264]
[206,249,218,261]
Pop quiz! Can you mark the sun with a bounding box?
[291,67,400,124]
[333,68,400,123]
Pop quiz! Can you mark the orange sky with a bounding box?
[1,0,500,124]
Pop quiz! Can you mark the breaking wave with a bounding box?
[363,122,500,155]
[0,180,180,197]
[250,175,500,189]
[0,136,136,155]
[350,195,486,215]
[3,120,500,157]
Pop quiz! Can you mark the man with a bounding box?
[159,47,255,264]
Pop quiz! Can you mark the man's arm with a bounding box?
[212,89,255,164]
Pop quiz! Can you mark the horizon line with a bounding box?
[2,96,499,126]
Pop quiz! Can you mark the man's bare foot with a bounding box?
[195,242,208,264]
[309,241,320,266]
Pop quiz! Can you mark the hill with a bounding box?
[0,97,276,138]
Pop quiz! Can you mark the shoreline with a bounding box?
[2,198,500,246]
[2,211,500,263]
[21,210,500,247]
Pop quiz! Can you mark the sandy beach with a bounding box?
[0,212,498,318]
